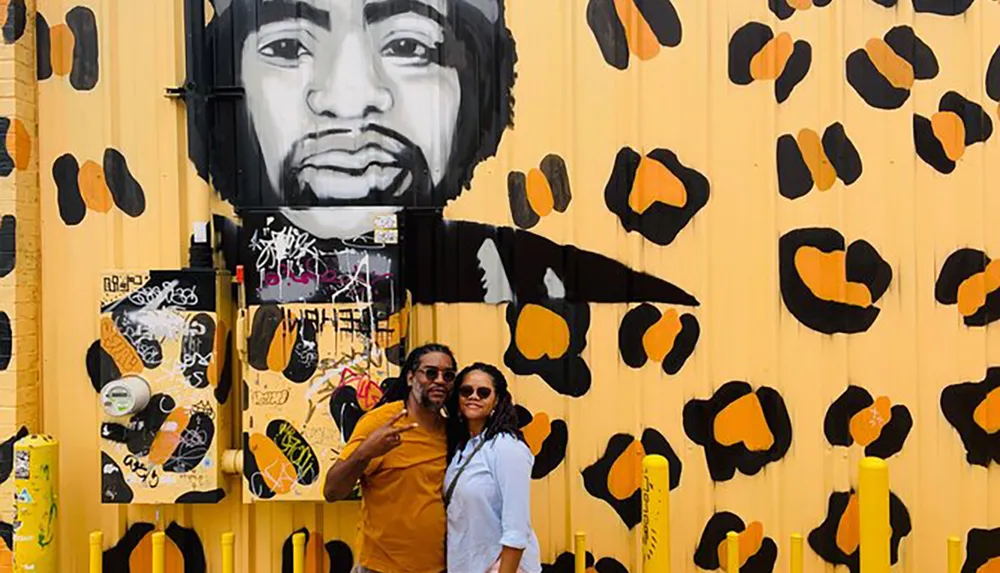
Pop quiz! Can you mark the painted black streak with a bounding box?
[0,118,13,176]
[2,0,26,45]
[65,6,99,90]
[100,452,134,503]
[176,489,226,503]
[0,312,10,371]
[86,339,120,393]
[54,153,86,226]
[0,215,15,278]
[36,13,51,81]
[163,412,215,473]
[586,0,629,70]
[0,426,28,484]
[103,148,145,217]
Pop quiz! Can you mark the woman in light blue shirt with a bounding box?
[443,363,541,573]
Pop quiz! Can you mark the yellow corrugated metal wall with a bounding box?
[27,0,1000,571]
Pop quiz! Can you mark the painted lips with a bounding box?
[293,130,410,196]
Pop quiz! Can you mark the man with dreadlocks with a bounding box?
[324,343,458,573]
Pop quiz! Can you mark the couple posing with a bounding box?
[323,343,541,573]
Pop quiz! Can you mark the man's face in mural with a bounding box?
[240,0,464,206]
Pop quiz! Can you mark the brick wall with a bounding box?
[0,0,40,523]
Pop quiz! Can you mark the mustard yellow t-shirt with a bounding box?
[339,401,446,573]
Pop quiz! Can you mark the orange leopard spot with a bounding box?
[973,388,1000,434]
[750,32,794,80]
[526,167,554,217]
[0,538,10,573]
[248,433,296,494]
[787,0,812,9]
[642,308,682,362]
[795,247,873,307]
[956,260,1000,317]
[49,24,75,77]
[979,557,1000,573]
[5,118,29,171]
[864,38,915,90]
[148,409,191,466]
[931,111,967,161]
[717,521,765,570]
[629,156,687,213]
[305,532,331,573]
[100,316,143,374]
[266,318,294,372]
[613,0,660,60]
[515,305,570,360]
[78,160,113,212]
[129,532,184,573]
[849,396,893,446]
[714,393,775,452]
[522,411,552,456]
[836,494,861,555]
[607,439,645,500]
[797,129,837,191]
[207,320,228,387]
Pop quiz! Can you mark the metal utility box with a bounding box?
[97,269,233,504]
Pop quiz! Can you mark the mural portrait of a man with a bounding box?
[194,0,515,213]
[189,0,697,309]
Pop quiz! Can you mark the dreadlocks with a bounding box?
[445,362,525,461]
[376,343,457,408]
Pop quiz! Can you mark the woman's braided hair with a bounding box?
[445,362,525,462]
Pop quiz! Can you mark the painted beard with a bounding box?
[278,124,437,207]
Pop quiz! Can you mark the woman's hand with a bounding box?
[497,545,525,573]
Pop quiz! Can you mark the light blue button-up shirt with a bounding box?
[445,432,542,573]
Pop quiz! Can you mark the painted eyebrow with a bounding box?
[256,0,332,30]
[363,0,450,31]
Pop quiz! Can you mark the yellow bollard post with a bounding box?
[858,457,890,573]
[574,531,586,573]
[726,532,739,573]
[222,532,235,573]
[642,454,670,573]
[151,532,165,573]
[790,533,803,573]
[89,532,102,573]
[947,536,961,573]
[12,435,58,573]
[293,532,306,573]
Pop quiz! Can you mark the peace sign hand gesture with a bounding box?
[358,409,419,460]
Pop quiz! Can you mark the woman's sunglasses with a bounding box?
[417,367,457,383]
[458,386,493,400]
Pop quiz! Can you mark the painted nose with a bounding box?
[306,33,393,119]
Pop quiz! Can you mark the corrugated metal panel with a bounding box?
[37,0,1000,571]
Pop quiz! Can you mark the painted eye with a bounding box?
[382,38,432,63]
[260,38,310,61]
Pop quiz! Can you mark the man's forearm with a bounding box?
[323,449,371,502]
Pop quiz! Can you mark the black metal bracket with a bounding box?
[166,83,244,100]
[207,85,245,100]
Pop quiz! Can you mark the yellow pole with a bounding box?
[726,532,739,573]
[947,536,961,573]
[790,533,803,573]
[222,532,235,573]
[858,457,890,573]
[293,532,306,573]
[89,532,102,573]
[642,454,670,573]
[151,532,165,573]
[12,435,59,573]
[574,531,586,573]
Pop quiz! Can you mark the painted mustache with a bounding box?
[280,124,431,205]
